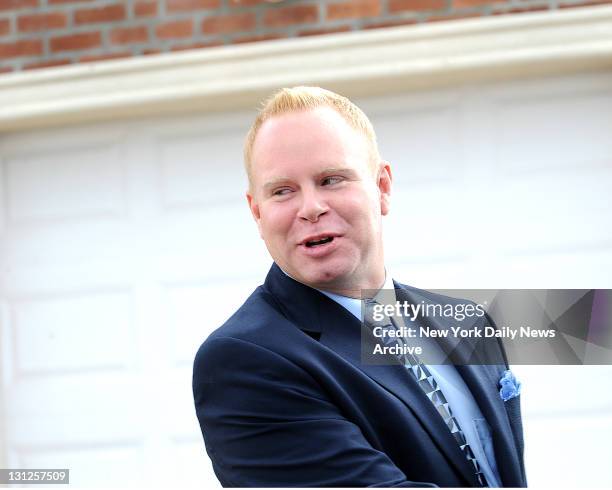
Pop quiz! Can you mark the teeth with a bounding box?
[306,237,333,247]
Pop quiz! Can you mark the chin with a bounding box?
[301,262,354,289]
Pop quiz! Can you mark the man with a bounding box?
[192,87,526,487]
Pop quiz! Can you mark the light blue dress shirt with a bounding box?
[317,274,502,487]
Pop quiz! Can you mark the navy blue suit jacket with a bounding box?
[193,264,526,487]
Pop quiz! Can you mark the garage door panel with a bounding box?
[158,129,247,208]
[9,414,145,447]
[10,291,134,376]
[4,261,139,298]
[494,91,612,173]
[513,365,612,416]
[13,444,145,487]
[156,203,253,256]
[8,374,144,419]
[386,183,481,260]
[3,220,137,265]
[370,104,465,183]
[4,211,261,274]
[522,415,612,488]
[490,250,612,289]
[155,254,269,285]
[163,368,201,437]
[391,260,473,289]
[166,439,211,488]
[5,144,127,224]
[493,170,612,253]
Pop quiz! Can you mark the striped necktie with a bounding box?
[364,298,488,487]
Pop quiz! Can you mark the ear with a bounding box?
[377,161,392,216]
[246,191,264,238]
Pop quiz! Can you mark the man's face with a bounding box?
[247,106,391,296]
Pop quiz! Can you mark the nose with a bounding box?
[297,187,329,222]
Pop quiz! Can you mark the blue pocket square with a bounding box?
[499,370,521,402]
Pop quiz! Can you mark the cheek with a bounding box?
[259,205,293,239]
[341,193,380,229]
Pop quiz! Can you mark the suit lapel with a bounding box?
[394,283,525,487]
[264,264,479,487]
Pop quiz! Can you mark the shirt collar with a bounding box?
[317,271,395,321]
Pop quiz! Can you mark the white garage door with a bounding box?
[1,71,611,487]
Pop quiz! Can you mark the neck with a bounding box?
[316,270,387,299]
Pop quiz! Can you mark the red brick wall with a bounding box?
[1,0,611,74]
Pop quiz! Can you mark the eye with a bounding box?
[321,176,343,186]
[272,187,292,196]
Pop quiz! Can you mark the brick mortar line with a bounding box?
[9,16,209,40]
[317,1,325,25]
[382,0,390,16]
[358,15,418,27]
[1,32,56,43]
[253,8,263,31]
[146,22,154,43]
[21,51,87,61]
[492,0,553,8]
[417,5,493,21]
[126,0,135,20]
[296,19,357,30]
[74,47,138,57]
[9,1,221,23]
[100,23,109,49]
[42,31,50,57]
[490,3,554,12]
[8,12,17,39]
[217,0,231,15]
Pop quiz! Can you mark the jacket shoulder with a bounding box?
[207,285,282,339]
[192,283,297,367]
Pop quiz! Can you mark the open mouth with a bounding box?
[305,237,334,248]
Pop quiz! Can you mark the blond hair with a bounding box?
[244,86,381,188]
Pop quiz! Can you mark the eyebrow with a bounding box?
[317,167,356,177]
[262,167,357,192]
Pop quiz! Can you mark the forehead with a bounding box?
[254,106,358,152]
[250,106,369,181]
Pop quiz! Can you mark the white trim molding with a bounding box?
[1,5,611,132]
